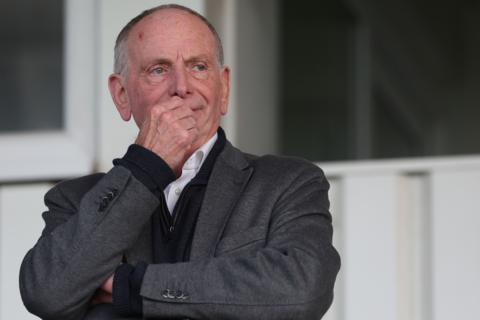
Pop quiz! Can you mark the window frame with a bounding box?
[0,0,96,182]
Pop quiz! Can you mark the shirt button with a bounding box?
[175,188,182,195]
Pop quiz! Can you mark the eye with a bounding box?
[192,63,207,72]
[149,66,167,76]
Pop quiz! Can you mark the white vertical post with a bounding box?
[211,0,239,147]
[397,175,431,320]
[65,0,96,158]
[342,173,399,320]
[431,169,480,320]
[211,0,279,155]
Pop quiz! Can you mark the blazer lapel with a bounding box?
[189,142,253,260]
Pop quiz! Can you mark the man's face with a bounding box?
[112,9,229,148]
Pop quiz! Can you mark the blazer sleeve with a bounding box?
[19,166,160,320]
[139,164,341,320]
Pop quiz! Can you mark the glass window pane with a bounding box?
[279,0,480,161]
[279,0,355,161]
[0,0,63,133]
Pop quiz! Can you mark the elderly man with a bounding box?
[20,4,340,320]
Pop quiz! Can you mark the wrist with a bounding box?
[113,144,176,194]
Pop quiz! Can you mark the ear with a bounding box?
[108,74,131,121]
[219,66,230,115]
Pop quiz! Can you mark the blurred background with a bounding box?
[0,0,479,319]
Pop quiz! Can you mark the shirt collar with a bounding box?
[182,133,218,172]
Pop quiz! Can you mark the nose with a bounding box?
[169,66,192,98]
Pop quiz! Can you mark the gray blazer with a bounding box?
[20,141,340,320]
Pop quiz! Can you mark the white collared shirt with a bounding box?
[163,133,218,214]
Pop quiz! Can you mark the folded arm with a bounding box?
[19,167,160,320]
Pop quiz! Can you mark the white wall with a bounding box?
[0,184,51,319]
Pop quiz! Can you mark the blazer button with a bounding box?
[176,291,189,300]
[162,289,175,299]
[98,197,109,212]
[162,289,169,298]
[106,190,115,200]
[98,188,117,212]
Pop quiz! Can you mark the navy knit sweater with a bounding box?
[111,128,226,316]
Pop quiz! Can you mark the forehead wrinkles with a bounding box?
[127,10,217,63]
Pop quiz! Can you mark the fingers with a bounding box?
[154,105,196,128]
[149,96,193,120]
[168,120,199,146]
[167,117,197,134]
[90,290,113,305]
[152,102,198,139]
[100,275,114,293]
[136,101,196,146]
[134,96,202,175]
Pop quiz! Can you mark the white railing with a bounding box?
[320,155,480,320]
[1,155,479,319]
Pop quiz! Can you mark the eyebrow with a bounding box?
[144,58,172,67]
[185,54,211,63]
[145,54,213,67]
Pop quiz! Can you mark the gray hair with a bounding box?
[113,4,224,75]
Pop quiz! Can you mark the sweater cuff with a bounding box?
[113,144,176,194]
[112,262,148,317]
[112,263,134,316]
[130,262,148,314]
